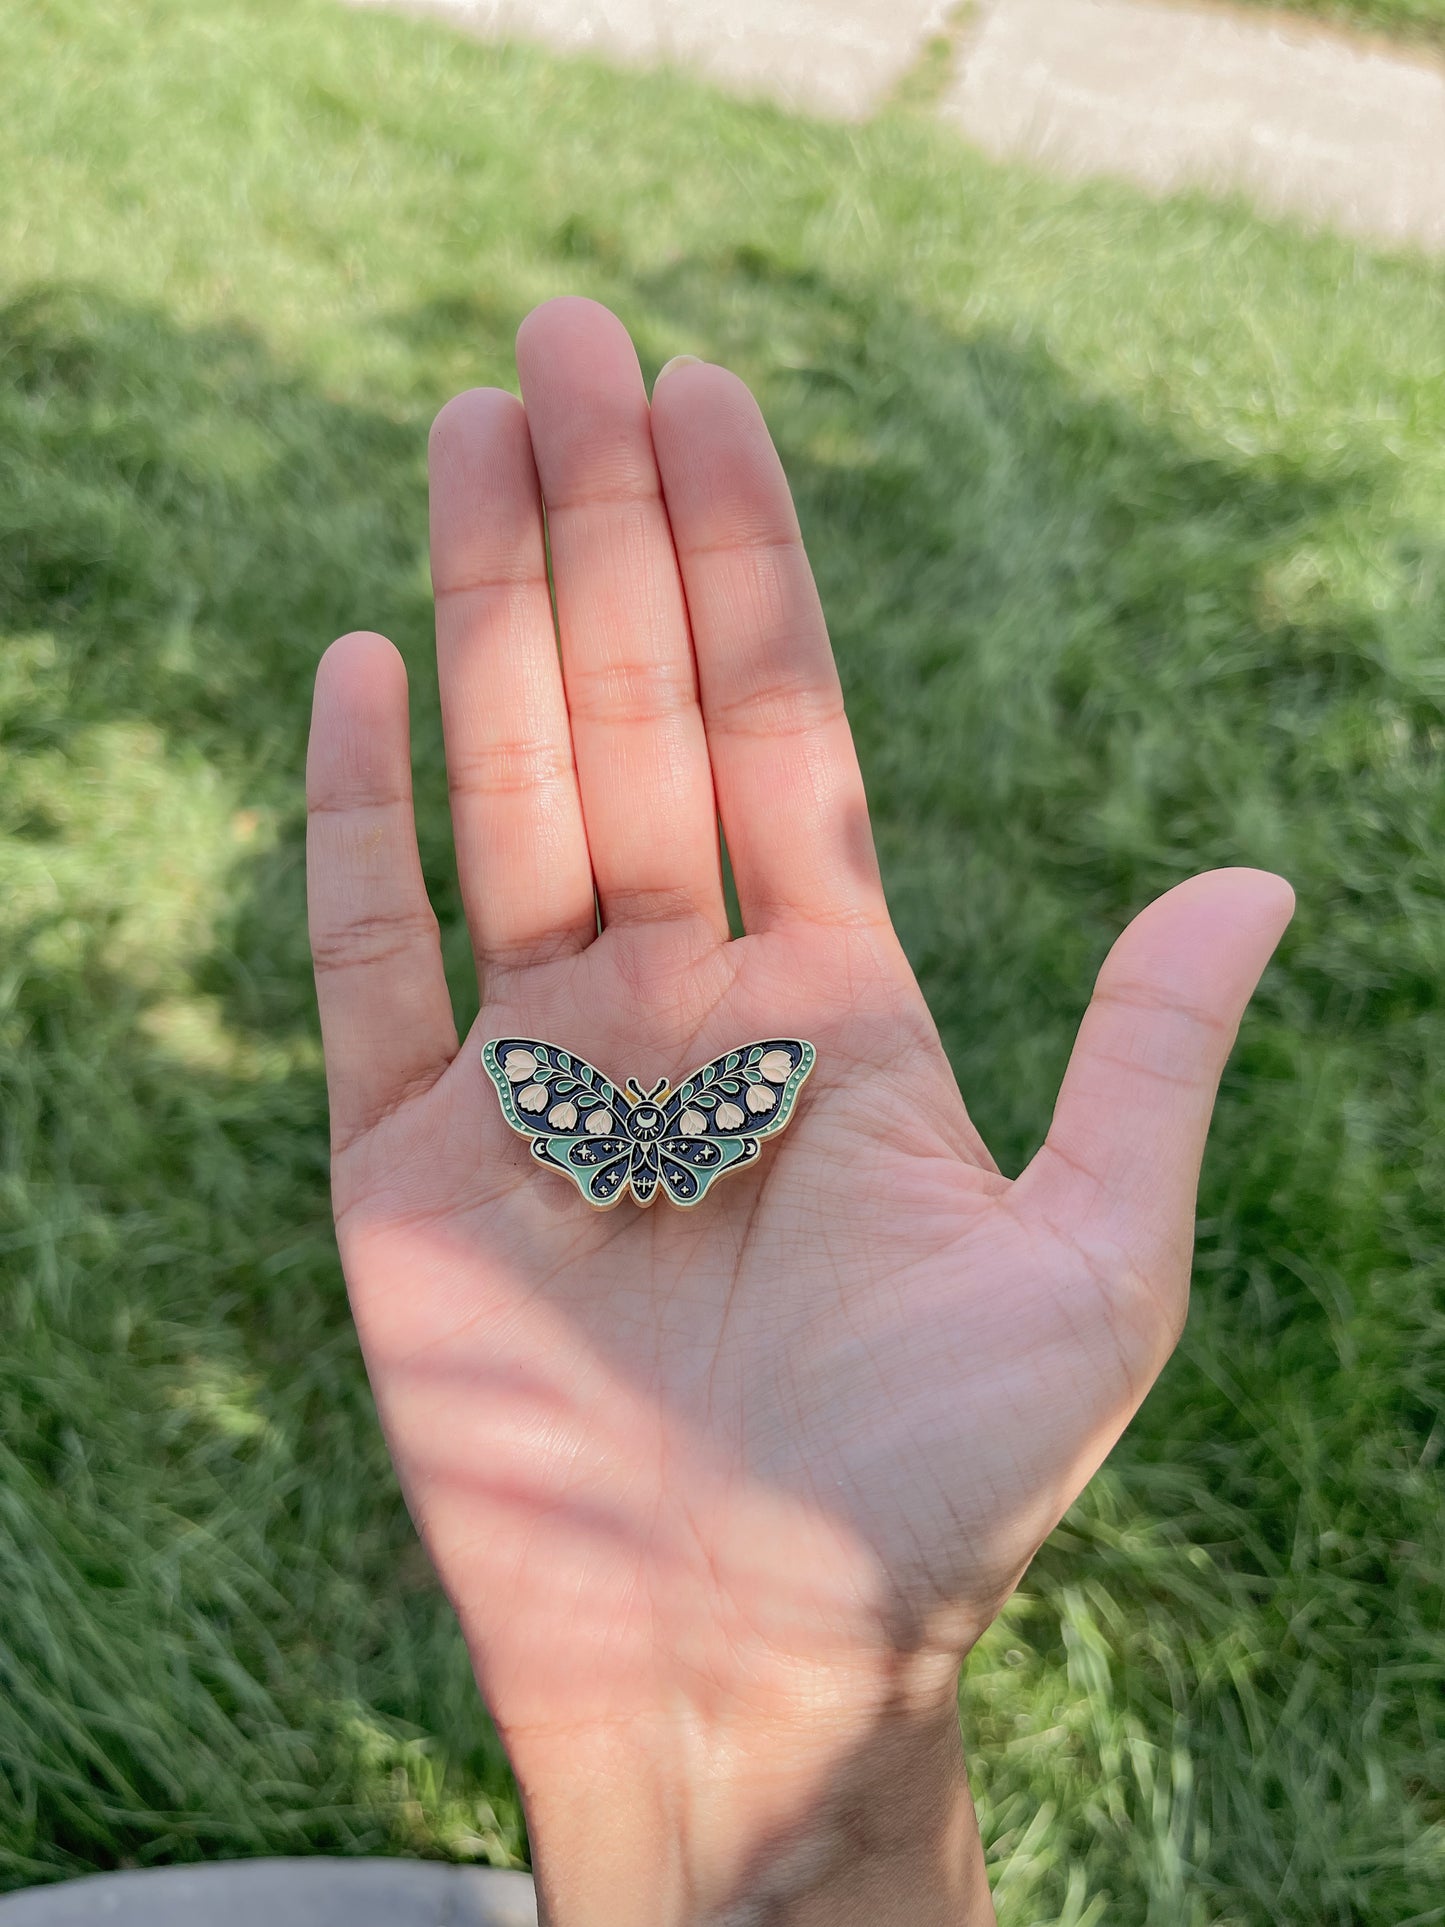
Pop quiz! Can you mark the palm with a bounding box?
[308,300,1290,1851]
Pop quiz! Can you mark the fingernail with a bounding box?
[655,353,704,386]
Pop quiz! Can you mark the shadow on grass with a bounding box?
[3,269,1441,1918]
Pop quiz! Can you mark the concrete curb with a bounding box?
[0,1860,537,1926]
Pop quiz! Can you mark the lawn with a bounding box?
[1,0,1443,1919]
[1244,0,1445,47]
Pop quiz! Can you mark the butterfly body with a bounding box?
[481,1038,816,1210]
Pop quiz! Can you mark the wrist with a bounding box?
[503,1680,995,1927]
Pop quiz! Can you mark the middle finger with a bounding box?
[515,298,727,942]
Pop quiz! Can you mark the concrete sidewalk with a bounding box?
[350,0,955,117]
[946,0,1445,253]
[0,1860,537,1926]
[351,0,1445,252]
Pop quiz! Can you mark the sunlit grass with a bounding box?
[2,0,1443,1918]
[1236,0,1445,45]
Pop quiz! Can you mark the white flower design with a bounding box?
[503,1049,538,1082]
[584,1107,614,1136]
[758,1050,793,1084]
[517,1084,549,1113]
[745,1083,776,1115]
[678,1109,707,1136]
[548,1100,578,1129]
[714,1101,745,1131]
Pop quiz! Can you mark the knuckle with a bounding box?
[447,736,575,801]
[1094,977,1233,1039]
[600,882,710,929]
[708,662,845,742]
[566,654,699,727]
[311,906,438,976]
[482,925,594,975]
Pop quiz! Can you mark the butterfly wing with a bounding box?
[653,1132,760,1209]
[481,1038,639,1211]
[654,1040,815,1209]
[529,1134,637,1210]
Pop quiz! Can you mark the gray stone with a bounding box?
[943,0,1445,253]
[0,1860,537,1927]
[347,0,955,118]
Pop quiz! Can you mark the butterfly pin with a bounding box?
[481,1038,816,1210]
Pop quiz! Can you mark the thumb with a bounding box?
[1020,868,1294,1307]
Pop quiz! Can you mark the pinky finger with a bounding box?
[306,632,457,1154]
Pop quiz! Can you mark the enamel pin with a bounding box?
[481,1039,816,1210]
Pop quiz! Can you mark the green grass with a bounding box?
[1238,0,1445,47]
[1,0,1443,1918]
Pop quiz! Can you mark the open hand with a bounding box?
[306,298,1292,1926]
